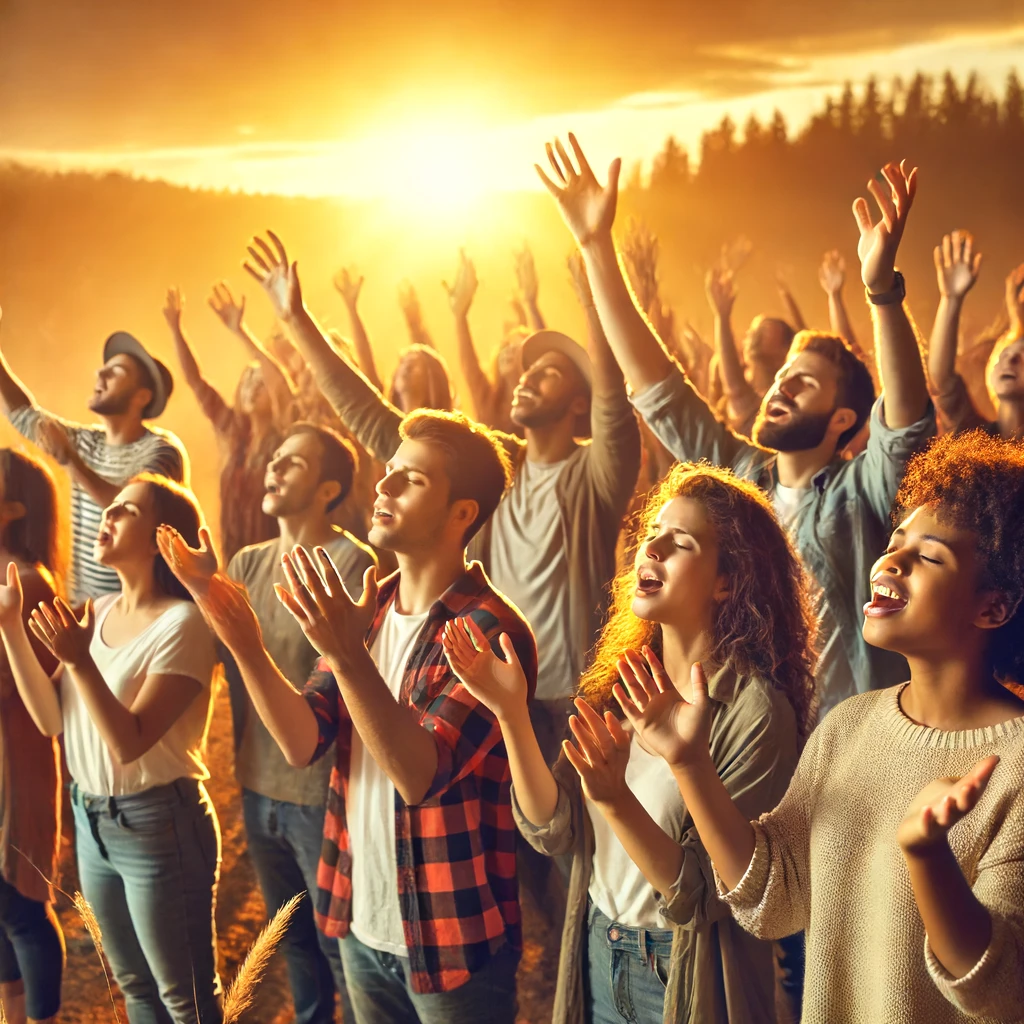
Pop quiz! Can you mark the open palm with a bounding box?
[853,160,918,294]
[442,615,527,722]
[243,231,303,321]
[0,562,24,627]
[156,524,218,597]
[536,134,621,248]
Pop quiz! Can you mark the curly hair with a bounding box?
[578,462,818,739]
[894,430,1024,685]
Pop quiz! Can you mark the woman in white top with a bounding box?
[0,472,223,1024]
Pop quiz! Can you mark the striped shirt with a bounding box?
[8,405,187,603]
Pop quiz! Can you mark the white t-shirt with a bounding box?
[488,457,573,701]
[62,594,217,797]
[349,603,429,955]
[587,733,685,929]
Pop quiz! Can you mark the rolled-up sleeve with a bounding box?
[512,756,578,858]
[301,662,346,765]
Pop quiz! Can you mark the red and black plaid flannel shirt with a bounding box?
[301,561,538,994]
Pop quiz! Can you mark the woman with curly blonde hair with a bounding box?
[443,461,816,1024]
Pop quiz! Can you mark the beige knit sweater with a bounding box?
[720,684,1024,1024]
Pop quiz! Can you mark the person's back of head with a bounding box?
[0,447,63,587]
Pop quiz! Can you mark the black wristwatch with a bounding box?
[866,271,906,306]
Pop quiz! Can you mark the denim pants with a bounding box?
[585,902,674,1024]
[71,778,223,1024]
[338,930,519,1024]
[0,872,64,1019]
[242,789,352,1023]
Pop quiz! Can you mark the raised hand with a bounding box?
[719,236,753,275]
[37,418,74,467]
[567,250,594,308]
[443,250,478,319]
[29,597,94,668]
[536,133,621,248]
[705,266,737,318]
[163,287,184,332]
[898,755,999,856]
[208,282,247,334]
[275,546,377,671]
[818,250,846,296]
[514,245,540,306]
[622,220,659,313]
[1005,264,1024,334]
[0,562,24,628]
[156,524,219,597]
[853,159,918,295]
[614,649,713,770]
[933,231,982,300]
[197,572,264,652]
[442,615,528,721]
[243,231,303,322]
[563,697,631,806]
[397,281,424,325]
[333,267,364,309]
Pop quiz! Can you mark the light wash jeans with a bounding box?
[71,778,222,1024]
[338,930,518,1024]
[242,789,352,1023]
[585,901,674,1024]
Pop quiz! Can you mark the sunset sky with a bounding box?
[3,1,1024,200]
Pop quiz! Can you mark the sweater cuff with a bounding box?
[924,914,1005,1010]
[714,821,770,909]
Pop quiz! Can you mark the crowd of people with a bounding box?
[0,130,1021,1024]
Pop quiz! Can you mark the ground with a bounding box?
[54,680,559,1023]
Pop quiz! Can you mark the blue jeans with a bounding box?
[0,873,64,1019]
[71,778,222,1024]
[585,902,674,1024]
[242,789,352,1023]
[339,930,519,1024]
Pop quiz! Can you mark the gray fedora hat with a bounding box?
[103,332,174,419]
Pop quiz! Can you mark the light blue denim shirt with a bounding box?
[631,367,936,716]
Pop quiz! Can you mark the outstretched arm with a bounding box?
[398,283,435,349]
[776,272,807,332]
[444,251,494,421]
[515,245,545,330]
[0,307,37,415]
[854,160,930,428]
[818,250,866,359]
[928,231,982,400]
[706,265,759,429]
[333,268,384,391]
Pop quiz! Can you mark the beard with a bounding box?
[755,407,834,452]
[88,391,133,416]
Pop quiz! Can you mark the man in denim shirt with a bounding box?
[537,135,935,720]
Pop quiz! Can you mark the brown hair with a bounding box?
[131,474,204,602]
[285,421,358,511]
[0,448,64,590]
[399,410,513,544]
[388,345,455,413]
[578,463,818,739]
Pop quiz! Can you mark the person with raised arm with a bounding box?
[537,134,934,721]
[157,407,536,1024]
[616,431,1024,1023]
[241,230,640,769]
[514,244,546,330]
[443,462,817,1024]
[0,450,65,1024]
[163,285,295,562]
[0,474,222,1023]
[818,249,867,360]
[0,306,186,604]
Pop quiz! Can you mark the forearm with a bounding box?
[235,323,296,408]
[595,790,684,896]
[499,703,560,826]
[0,620,62,736]
[780,289,806,332]
[405,318,435,350]
[828,291,863,358]
[169,327,204,391]
[65,657,147,763]
[873,300,930,428]
[927,296,964,394]
[67,455,120,508]
[345,304,384,392]
[671,753,756,891]
[0,350,34,415]
[904,841,992,978]
[582,297,626,397]
[580,235,673,393]
[525,299,545,331]
[331,647,437,805]
[454,313,495,419]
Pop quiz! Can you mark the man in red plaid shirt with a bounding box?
[164,402,538,1024]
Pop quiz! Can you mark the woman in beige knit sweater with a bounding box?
[616,431,1024,1023]
[443,462,818,1024]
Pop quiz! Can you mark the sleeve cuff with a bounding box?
[628,367,686,416]
[714,821,770,909]
[924,913,1005,996]
[871,393,936,443]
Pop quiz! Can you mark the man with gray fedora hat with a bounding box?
[0,308,187,602]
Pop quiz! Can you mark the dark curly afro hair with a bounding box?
[895,430,1024,685]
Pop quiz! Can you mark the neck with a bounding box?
[114,566,161,613]
[659,621,714,697]
[523,419,577,464]
[996,397,1024,440]
[902,647,1015,730]
[277,509,339,552]
[101,413,146,446]
[393,545,467,616]
[775,441,836,489]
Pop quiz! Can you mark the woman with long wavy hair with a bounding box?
[443,462,816,1024]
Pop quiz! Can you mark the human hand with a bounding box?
[898,755,999,856]
[243,231,304,322]
[563,697,631,807]
[853,160,918,295]
[567,250,594,308]
[29,597,94,669]
[705,266,736,318]
[933,231,982,301]
[613,649,713,770]
[719,236,753,275]
[441,615,528,722]
[37,418,75,467]
[333,267,364,309]
[274,546,378,672]
[535,133,621,248]
[162,287,184,333]
[397,281,424,327]
[156,524,219,597]
[0,562,24,629]
[443,250,478,319]
[208,282,247,334]
[1004,264,1024,334]
[622,220,659,314]
[818,250,846,296]
[515,245,539,306]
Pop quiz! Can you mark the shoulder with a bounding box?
[227,539,276,582]
[327,529,377,568]
[92,591,120,615]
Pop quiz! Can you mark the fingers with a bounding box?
[280,552,319,624]
[464,615,490,652]
[642,645,672,693]
[572,697,612,758]
[562,737,592,782]
[246,245,272,274]
[851,196,873,235]
[356,564,379,613]
[867,176,896,231]
[544,142,567,185]
[243,262,267,285]
[198,526,214,555]
[497,631,519,667]
[567,715,603,768]
[534,164,563,198]
[612,681,642,725]
[604,710,629,750]
[266,230,289,265]
[689,662,710,706]
[253,235,279,268]
[5,560,20,591]
[273,582,309,626]
[313,545,345,597]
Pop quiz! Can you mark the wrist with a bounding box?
[579,231,616,260]
[668,744,714,778]
[901,834,952,862]
[495,698,531,732]
[327,642,373,682]
[64,651,95,674]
